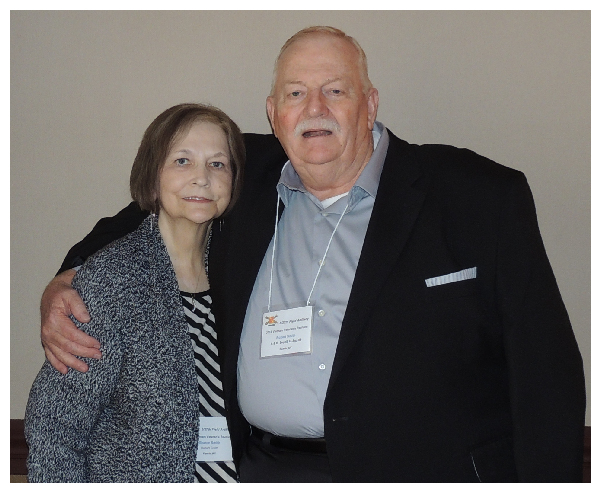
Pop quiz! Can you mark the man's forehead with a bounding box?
[277,41,359,80]
[270,32,368,96]
[280,33,355,60]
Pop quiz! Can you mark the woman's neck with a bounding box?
[157,214,212,293]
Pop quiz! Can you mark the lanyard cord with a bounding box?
[267,197,350,311]
[267,199,281,312]
[306,202,349,305]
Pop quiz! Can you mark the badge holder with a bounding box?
[196,416,233,462]
[261,303,314,358]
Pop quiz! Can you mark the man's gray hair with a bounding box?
[270,26,373,96]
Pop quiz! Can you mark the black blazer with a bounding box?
[60,131,585,482]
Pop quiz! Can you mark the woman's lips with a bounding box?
[183,196,212,202]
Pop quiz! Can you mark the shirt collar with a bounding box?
[277,121,389,208]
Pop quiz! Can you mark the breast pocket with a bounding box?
[425,276,479,304]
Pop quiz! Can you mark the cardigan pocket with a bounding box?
[469,436,518,482]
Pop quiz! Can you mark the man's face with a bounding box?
[267,34,378,178]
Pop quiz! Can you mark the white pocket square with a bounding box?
[425,267,477,287]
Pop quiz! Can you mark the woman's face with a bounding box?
[158,121,233,226]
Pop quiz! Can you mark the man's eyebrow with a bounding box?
[283,77,344,86]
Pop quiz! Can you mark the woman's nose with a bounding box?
[192,165,209,186]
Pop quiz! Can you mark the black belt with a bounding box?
[250,426,327,454]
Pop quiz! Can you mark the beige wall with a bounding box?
[11,11,590,424]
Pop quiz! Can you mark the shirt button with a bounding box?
[322,213,329,217]
[318,309,326,317]
[319,364,326,370]
[318,259,325,266]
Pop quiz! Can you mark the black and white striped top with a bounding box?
[180,290,237,483]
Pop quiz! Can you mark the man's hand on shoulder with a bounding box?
[40,269,102,374]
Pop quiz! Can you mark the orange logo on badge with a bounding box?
[265,315,278,326]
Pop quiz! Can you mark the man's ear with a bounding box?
[266,96,278,138]
[367,88,379,130]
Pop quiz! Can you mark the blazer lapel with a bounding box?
[328,134,429,390]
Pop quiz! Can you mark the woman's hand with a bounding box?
[40,269,102,374]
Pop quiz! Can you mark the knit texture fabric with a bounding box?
[25,216,201,482]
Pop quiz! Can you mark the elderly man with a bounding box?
[40,27,585,482]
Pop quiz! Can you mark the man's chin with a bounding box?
[288,143,341,163]
[291,154,341,169]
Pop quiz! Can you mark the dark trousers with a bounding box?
[238,432,333,482]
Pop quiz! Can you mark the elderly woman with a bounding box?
[25,103,244,482]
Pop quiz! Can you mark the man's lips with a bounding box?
[302,130,333,138]
[295,118,340,137]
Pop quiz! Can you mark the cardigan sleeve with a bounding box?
[25,260,125,482]
[496,172,586,482]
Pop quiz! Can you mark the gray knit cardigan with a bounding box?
[25,216,201,482]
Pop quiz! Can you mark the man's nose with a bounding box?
[304,90,329,118]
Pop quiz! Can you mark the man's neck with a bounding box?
[301,165,366,200]
[293,139,374,201]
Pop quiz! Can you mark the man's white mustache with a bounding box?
[294,118,341,136]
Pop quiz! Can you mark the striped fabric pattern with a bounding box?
[181,291,238,483]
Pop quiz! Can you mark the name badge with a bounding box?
[261,305,313,358]
[196,416,233,462]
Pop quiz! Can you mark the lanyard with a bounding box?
[267,197,350,311]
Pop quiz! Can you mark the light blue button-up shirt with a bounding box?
[237,122,389,438]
